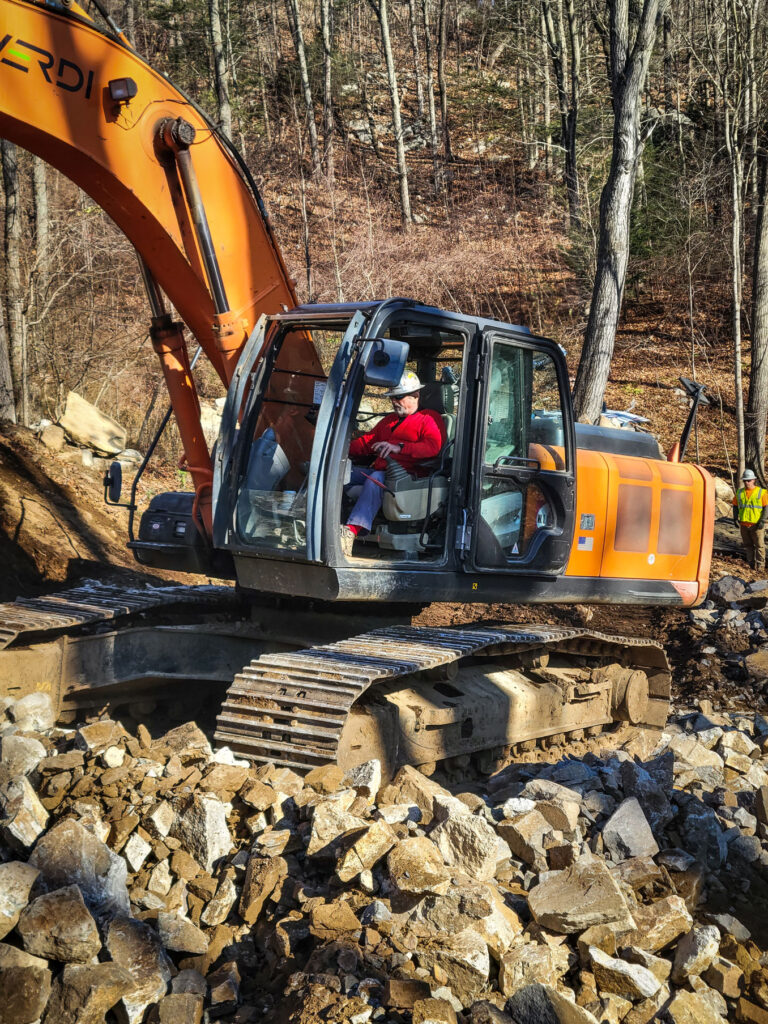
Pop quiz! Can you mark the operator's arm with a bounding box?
[733,495,740,525]
[758,490,768,527]
[349,425,379,460]
[399,413,444,461]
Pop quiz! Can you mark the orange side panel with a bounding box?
[566,449,711,604]
[0,0,308,385]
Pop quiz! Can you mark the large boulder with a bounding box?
[430,813,501,882]
[527,857,634,934]
[29,819,129,919]
[42,963,135,1024]
[105,917,173,1024]
[17,885,101,963]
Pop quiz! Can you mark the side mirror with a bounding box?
[361,338,409,389]
[104,460,123,503]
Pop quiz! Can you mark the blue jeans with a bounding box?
[346,467,386,531]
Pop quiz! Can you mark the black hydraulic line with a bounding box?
[137,255,166,319]
[677,376,709,463]
[127,345,203,542]
[83,0,133,47]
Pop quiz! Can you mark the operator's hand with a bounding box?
[373,441,401,458]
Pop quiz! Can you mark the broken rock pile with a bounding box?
[3,691,768,1023]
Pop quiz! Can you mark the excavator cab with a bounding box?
[212,299,577,602]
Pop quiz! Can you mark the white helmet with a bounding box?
[742,469,757,481]
[385,371,424,398]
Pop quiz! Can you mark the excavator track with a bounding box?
[214,624,671,775]
[0,581,239,650]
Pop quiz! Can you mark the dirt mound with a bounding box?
[0,423,196,602]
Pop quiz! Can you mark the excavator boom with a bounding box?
[0,0,295,377]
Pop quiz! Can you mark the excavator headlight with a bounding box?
[108,78,138,103]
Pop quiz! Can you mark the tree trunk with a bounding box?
[33,157,50,301]
[541,8,552,179]
[407,0,426,121]
[0,308,14,423]
[1,140,27,425]
[747,152,768,483]
[730,138,746,479]
[572,0,666,423]
[285,0,322,175]
[320,0,335,182]
[437,0,453,163]
[422,0,442,194]
[540,0,581,227]
[369,0,412,228]
[209,0,233,136]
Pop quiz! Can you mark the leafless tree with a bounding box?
[368,0,413,228]
[209,0,233,136]
[285,0,322,175]
[541,0,582,225]
[573,0,668,423]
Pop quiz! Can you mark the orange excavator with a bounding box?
[0,0,714,778]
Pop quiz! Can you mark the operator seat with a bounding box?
[420,381,456,444]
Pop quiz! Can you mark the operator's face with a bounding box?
[745,478,756,490]
[391,392,419,417]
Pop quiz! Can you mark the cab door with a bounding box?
[467,330,576,574]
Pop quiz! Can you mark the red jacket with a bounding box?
[349,409,446,477]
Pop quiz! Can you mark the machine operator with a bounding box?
[340,371,446,556]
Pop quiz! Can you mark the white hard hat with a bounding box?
[385,371,424,398]
[742,469,757,481]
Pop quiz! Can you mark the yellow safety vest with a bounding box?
[736,486,767,525]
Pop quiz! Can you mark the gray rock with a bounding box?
[170,793,233,873]
[528,857,634,934]
[8,693,55,733]
[106,916,173,1024]
[0,960,52,1024]
[709,575,746,604]
[657,849,696,872]
[41,962,135,1024]
[29,819,130,920]
[619,760,674,832]
[0,861,39,939]
[709,912,750,942]
[415,930,490,1008]
[589,946,662,1000]
[728,834,762,863]
[430,813,500,882]
[17,884,101,963]
[157,912,209,954]
[0,775,48,851]
[602,798,659,862]
[671,925,720,984]
[342,760,382,804]
[0,735,46,777]
[171,969,207,996]
[505,982,599,1023]
[678,800,727,870]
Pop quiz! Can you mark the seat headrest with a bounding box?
[420,382,454,415]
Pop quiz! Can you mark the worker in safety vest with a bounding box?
[732,469,768,570]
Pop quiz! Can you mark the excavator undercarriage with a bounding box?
[0,582,670,782]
